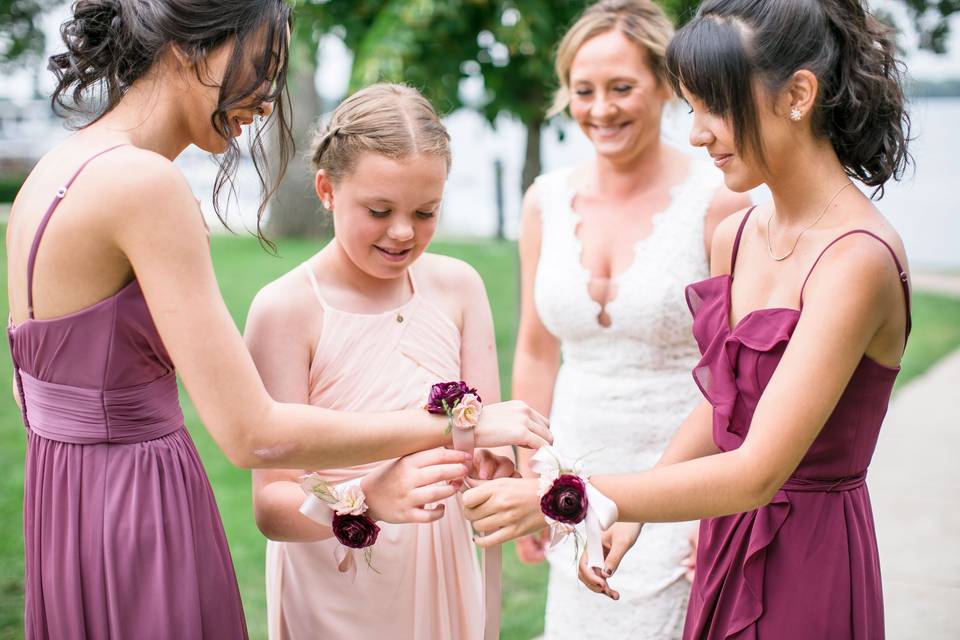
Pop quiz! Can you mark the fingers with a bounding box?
[472,527,518,548]
[603,537,631,577]
[461,482,496,510]
[418,462,469,486]
[409,447,473,467]
[408,482,459,507]
[405,503,446,524]
[578,553,620,601]
[520,430,552,450]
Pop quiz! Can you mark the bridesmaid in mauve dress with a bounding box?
[5,3,550,638]
[461,1,913,638]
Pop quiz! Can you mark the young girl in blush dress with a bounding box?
[245,83,517,640]
[463,1,913,638]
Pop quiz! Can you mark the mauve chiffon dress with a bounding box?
[7,146,247,639]
[682,207,910,639]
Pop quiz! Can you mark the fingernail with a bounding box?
[603,567,613,577]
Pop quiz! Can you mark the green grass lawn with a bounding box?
[1,232,958,639]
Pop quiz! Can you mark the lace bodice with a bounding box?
[534,161,720,379]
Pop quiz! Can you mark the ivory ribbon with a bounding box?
[530,446,619,572]
[453,424,502,640]
[299,478,364,580]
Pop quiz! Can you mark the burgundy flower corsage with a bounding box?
[425,381,482,435]
[299,474,380,577]
[530,447,619,571]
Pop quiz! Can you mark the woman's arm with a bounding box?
[108,150,551,470]
[464,232,903,540]
[449,256,516,470]
[512,184,561,476]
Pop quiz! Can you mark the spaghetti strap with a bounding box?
[799,229,911,339]
[26,143,129,318]
[729,205,757,275]
[300,263,330,309]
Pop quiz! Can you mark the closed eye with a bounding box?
[368,208,390,217]
[416,210,436,219]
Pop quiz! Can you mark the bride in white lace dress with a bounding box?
[512,2,749,638]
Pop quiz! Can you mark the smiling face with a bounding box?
[176,23,287,154]
[568,29,671,164]
[319,152,448,279]
[683,81,796,193]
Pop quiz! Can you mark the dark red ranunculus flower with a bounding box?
[425,381,480,415]
[332,513,380,549]
[540,474,588,525]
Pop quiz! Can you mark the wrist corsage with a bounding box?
[299,474,380,578]
[425,381,482,452]
[531,446,619,571]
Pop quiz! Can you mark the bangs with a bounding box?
[665,15,763,163]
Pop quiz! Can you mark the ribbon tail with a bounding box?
[334,545,358,581]
[584,483,619,571]
[479,538,502,640]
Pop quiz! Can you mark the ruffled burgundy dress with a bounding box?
[6,146,247,639]
[682,208,910,639]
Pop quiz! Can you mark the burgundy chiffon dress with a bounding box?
[7,146,247,639]
[683,207,909,639]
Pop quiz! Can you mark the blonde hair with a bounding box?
[549,0,675,117]
[310,83,451,183]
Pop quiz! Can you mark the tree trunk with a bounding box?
[521,116,543,195]
[266,50,327,238]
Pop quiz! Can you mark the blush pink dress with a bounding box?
[683,207,910,639]
[264,262,483,640]
[7,146,247,639]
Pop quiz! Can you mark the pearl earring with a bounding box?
[790,107,803,122]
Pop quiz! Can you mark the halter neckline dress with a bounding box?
[683,206,910,639]
[7,145,247,639]
[264,260,483,640]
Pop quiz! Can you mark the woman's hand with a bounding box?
[515,530,550,563]
[577,522,643,600]
[469,448,518,481]
[462,477,546,545]
[361,448,471,524]
[476,401,552,450]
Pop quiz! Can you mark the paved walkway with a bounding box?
[872,348,960,639]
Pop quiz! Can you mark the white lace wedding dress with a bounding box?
[533,160,722,639]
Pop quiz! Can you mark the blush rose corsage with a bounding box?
[425,381,482,452]
[299,474,380,579]
[531,446,619,572]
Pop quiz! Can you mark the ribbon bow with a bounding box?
[530,446,619,571]
[299,476,373,581]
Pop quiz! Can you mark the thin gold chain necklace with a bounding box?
[766,181,853,261]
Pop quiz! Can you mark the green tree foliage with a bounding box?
[0,0,60,68]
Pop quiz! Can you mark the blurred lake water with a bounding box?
[5,96,956,269]
[183,97,958,269]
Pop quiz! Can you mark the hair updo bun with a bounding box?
[47,0,294,239]
[49,0,148,113]
[665,0,912,196]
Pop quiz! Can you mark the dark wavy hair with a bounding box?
[48,0,294,236]
[665,0,911,198]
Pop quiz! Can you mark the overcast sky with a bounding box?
[2,2,960,102]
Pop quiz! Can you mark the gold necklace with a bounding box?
[766,182,853,261]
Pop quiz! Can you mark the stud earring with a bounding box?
[790,107,803,122]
